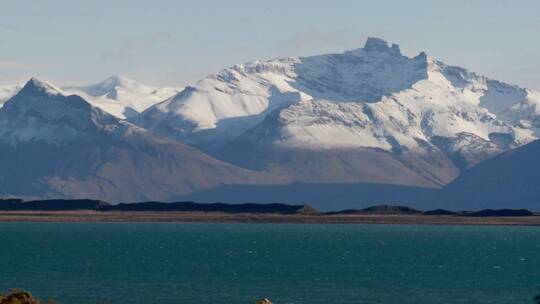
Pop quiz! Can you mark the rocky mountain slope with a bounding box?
[1,38,538,208]
[439,139,540,210]
[215,99,460,186]
[134,38,538,187]
[0,78,281,202]
[1,77,180,119]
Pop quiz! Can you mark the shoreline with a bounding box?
[1,211,540,226]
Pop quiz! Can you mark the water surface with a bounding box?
[0,223,539,303]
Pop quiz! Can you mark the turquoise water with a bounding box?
[0,223,539,304]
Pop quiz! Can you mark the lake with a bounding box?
[0,223,539,303]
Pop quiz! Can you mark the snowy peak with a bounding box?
[1,76,181,119]
[346,37,415,59]
[0,78,125,145]
[364,37,390,51]
[297,39,428,102]
[6,78,112,121]
[63,76,180,119]
[77,75,141,97]
[136,37,432,145]
[363,37,401,55]
[98,75,130,87]
[20,77,63,96]
[133,37,540,173]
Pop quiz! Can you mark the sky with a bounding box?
[1,0,540,90]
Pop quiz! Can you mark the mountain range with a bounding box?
[1,37,538,210]
[0,76,180,119]
[0,78,281,202]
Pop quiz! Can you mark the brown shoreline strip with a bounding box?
[0,211,539,226]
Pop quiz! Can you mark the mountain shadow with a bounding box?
[179,182,438,211]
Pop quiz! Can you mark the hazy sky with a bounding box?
[1,0,540,89]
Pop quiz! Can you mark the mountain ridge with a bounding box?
[438,139,540,210]
[0,78,284,202]
[63,75,180,119]
[0,37,538,210]
[135,38,537,183]
[130,37,539,189]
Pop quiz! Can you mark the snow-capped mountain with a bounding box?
[215,95,465,186]
[500,90,540,134]
[135,37,538,183]
[1,76,180,119]
[0,85,21,105]
[0,78,123,144]
[0,78,281,202]
[64,76,180,119]
[1,38,538,205]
